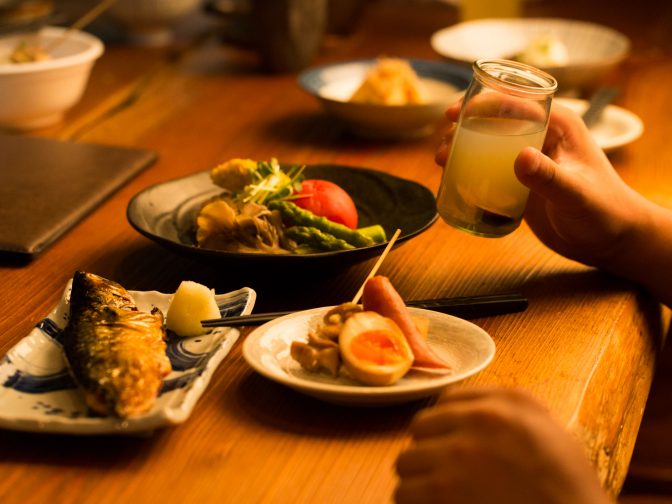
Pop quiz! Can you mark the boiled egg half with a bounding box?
[339,311,414,386]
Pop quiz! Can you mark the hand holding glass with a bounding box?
[436,59,558,237]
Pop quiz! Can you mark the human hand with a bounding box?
[436,101,650,269]
[395,387,610,504]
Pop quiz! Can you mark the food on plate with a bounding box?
[194,157,386,254]
[293,179,358,229]
[210,158,258,193]
[62,271,171,417]
[268,200,384,248]
[350,58,428,106]
[291,302,361,377]
[166,280,220,337]
[363,276,450,370]
[290,276,450,386]
[7,41,51,64]
[515,36,569,67]
[339,311,414,386]
[196,197,287,253]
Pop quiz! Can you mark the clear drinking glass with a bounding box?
[436,59,558,237]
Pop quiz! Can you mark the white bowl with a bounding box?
[431,18,630,91]
[0,26,104,130]
[298,58,471,139]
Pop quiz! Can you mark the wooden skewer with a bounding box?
[351,228,401,305]
[44,0,117,52]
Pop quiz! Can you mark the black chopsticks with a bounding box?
[201,292,528,328]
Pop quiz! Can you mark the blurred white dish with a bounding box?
[243,306,495,406]
[0,280,255,435]
[0,26,103,130]
[109,0,202,46]
[431,18,629,91]
[556,97,643,151]
[298,58,471,139]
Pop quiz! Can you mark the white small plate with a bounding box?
[556,97,644,151]
[242,307,495,406]
[0,280,256,435]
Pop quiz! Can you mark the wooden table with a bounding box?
[1,0,671,501]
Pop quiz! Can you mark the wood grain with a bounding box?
[1,0,671,502]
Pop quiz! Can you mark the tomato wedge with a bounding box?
[293,179,358,229]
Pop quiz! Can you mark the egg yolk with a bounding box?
[350,330,408,365]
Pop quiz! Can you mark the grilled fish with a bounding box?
[63,271,171,417]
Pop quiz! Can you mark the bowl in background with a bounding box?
[0,26,103,130]
[431,18,630,92]
[108,0,202,46]
[298,58,471,139]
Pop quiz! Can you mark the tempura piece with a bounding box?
[210,158,257,193]
[350,58,427,105]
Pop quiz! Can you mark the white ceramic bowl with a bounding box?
[0,26,103,130]
[431,18,630,91]
[298,58,471,139]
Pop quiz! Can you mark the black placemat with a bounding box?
[0,134,157,257]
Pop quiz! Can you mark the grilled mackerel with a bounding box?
[63,271,171,417]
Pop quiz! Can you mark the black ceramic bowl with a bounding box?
[127,164,438,268]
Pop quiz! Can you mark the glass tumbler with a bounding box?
[436,59,557,237]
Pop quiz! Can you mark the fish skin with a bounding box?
[62,271,171,417]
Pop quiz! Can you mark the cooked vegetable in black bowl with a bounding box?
[126,161,438,268]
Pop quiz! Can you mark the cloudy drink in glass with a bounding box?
[436,59,557,237]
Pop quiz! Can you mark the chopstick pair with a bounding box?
[201,292,528,328]
[201,228,527,327]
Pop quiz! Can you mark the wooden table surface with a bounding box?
[2,0,672,502]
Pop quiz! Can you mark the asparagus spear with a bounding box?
[269,201,386,248]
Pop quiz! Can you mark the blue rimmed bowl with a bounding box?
[298,58,471,139]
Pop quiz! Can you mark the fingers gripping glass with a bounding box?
[436,59,557,237]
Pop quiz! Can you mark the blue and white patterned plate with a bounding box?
[0,280,256,435]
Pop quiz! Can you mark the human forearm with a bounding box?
[603,197,672,308]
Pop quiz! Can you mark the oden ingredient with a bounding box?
[62,271,171,417]
[338,311,414,386]
[166,281,220,337]
[362,276,450,371]
[291,303,361,377]
[290,276,450,386]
